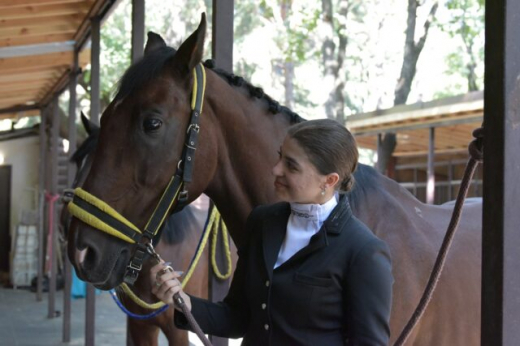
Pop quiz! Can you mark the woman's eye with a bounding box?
[143,118,163,133]
[277,150,282,158]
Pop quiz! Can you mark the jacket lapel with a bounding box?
[262,204,290,278]
[261,196,353,273]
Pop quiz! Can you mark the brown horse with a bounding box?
[67,116,213,346]
[67,14,481,345]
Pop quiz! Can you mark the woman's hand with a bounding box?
[150,262,191,311]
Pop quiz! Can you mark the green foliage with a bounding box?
[438,0,484,92]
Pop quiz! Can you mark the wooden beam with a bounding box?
[89,16,100,124]
[0,14,84,30]
[0,24,77,40]
[131,0,144,63]
[40,69,71,106]
[0,0,88,8]
[63,51,78,344]
[0,97,37,108]
[0,2,91,20]
[482,0,520,343]
[74,0,118,50]
[0,51,75,72]
[426,127,435,204]
[0,33,74,48]
[0,104,38,115]
[47,97,60,319]
[351,113,482,137]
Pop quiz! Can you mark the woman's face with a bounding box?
[272,136,330,204]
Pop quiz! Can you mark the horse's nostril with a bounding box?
[75,248,87,265]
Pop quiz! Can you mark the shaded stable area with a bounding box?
[349,91,483,204]
[0,287,127,346]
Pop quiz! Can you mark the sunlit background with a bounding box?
[0,0,484,166]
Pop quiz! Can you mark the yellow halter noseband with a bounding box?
[68,63,206,285]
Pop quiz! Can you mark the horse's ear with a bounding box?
[81,112,99,135]
[144,32,167,55]
[173,13,206,75]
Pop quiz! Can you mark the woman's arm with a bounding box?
[344,238,393,346]
[151,206,264,338]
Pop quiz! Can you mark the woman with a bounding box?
[151,119,393,345]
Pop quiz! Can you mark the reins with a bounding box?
[393,126,484,346]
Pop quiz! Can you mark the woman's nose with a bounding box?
[272,160,282,176]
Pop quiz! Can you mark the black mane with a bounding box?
[116,46,304,124]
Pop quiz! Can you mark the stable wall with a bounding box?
[0,135,40,239]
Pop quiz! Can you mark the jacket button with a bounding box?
[265,280,270,287]
[264,324,269,330]
[261,303,266,310]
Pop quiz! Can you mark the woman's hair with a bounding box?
[287,119,358,192]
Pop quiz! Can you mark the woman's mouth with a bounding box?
[274,180,286,189]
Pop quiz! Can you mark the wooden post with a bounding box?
[377,133,383,174]
[90,17,101,126]
[47,97,60,319]
[482,0,520,344]
[447,160,453,201]
[131,0,145,63]
[212,0,234,71]
[37,107,48,302]
[413,168,417,197]
[426,127,435,204]
[63,51,79,343]
[210,3,234,345]
[85,15,101,346]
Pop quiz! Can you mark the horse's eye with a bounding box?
[143,118,163,133]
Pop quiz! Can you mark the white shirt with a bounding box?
[274,194,338,269]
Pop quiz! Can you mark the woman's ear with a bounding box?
[325,173,340,189]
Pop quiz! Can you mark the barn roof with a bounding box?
[0,0,119,120]
[347,91,483,157]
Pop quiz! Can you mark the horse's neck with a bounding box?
[203,73,290,247]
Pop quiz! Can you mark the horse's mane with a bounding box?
[348,164,382,214]
[116,46,304,124]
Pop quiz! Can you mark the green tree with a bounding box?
[439,0,484,93]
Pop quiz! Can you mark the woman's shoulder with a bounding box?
[342,215,389,255]
[248,201,289,222]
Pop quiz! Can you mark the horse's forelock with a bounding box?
[115,46,177,101]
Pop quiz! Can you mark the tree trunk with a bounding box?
[322,0,350,123]
[377,0,439,174]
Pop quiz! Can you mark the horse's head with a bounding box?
[67,14,219,289]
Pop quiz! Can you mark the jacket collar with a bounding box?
[261,195,353,276]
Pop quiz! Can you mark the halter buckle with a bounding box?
[186,124,200,134]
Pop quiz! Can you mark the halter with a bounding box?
[67,63,207,285]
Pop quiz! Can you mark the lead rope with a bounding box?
[393,126,484,346]
[148,244,213,346]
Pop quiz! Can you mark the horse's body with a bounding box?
[67,119,212,346]
[68,15,481,345]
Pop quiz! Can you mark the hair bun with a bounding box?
[340,176,355,192]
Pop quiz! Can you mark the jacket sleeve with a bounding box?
[344,238,393,346]
[174,207,262,338]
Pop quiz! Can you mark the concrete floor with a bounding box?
[0,286,130,346]
[0,287,242,346]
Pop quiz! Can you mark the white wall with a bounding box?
[0,135,40,238]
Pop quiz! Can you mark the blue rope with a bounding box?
[109,289,169,320]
